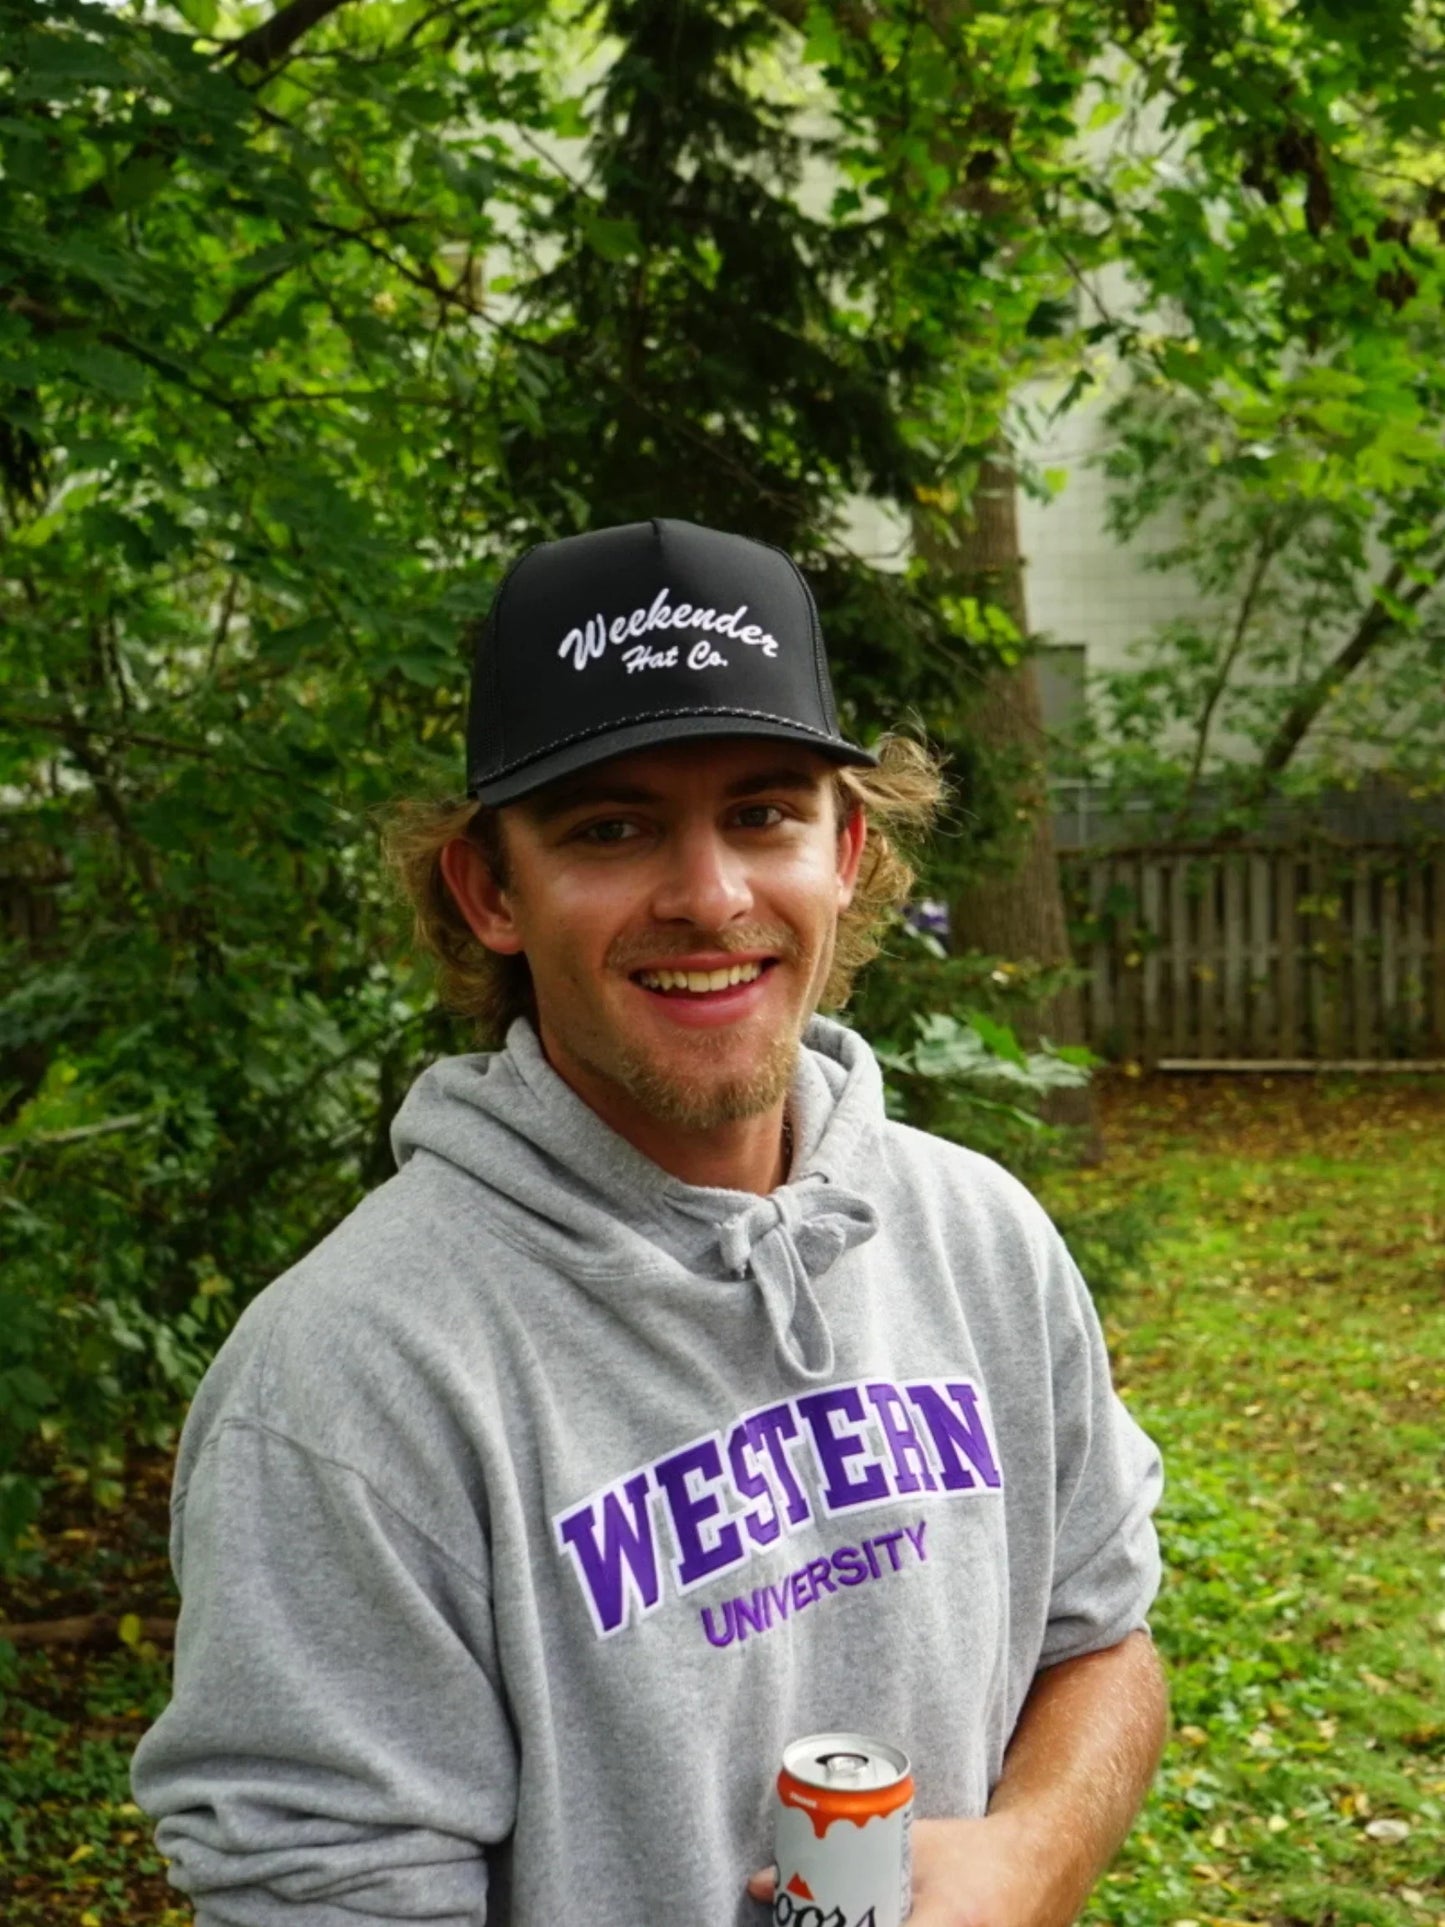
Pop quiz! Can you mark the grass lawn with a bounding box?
[1043,1074,1445,1927]
[1,1072,1441,1924]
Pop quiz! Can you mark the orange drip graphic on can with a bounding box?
[772,1733,913,1926]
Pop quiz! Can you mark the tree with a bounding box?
[0,0,569,1551]
[921,453,1095,1137]
[0,0,1060,1559]
[1053,0,1445,836]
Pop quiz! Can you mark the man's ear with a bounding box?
[440,837,526,956]
[836,803,866,910]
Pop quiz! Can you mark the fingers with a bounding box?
[746,1864,777,1902]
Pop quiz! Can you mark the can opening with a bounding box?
[817,1752,871,1783]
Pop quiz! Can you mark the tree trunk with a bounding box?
[919,450,1100,1151]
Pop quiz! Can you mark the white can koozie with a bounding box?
[772,1732,913,1926]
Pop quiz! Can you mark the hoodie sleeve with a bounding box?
[1036,1243,1163,1670]
[130,1417,517,1927]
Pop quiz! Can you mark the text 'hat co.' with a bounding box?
[466,518,877,804]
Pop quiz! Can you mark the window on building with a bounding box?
[1035,643,1087,737]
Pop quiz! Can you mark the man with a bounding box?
[132,518,1167,1926]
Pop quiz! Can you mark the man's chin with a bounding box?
[607,1033,800,1133]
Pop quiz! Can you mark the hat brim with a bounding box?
[470,714,878,806]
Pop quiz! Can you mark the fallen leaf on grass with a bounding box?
[1364,1817,1412,1842]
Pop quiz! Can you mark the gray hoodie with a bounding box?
[131,1016,1162,1927]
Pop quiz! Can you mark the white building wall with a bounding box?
[1016,412,1195,676]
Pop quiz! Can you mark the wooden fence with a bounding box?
[1060,845,1445,1065]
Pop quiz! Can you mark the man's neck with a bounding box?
[618,1103,792,1194]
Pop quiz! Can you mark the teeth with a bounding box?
[637,961,765,993]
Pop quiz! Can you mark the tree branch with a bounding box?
[209,259,297,337]
[0,1114,149,1160]
[8,293,270,450]
[51,702,161,898]
[205,574,240,681]
[221,0,361,73]
[1168,519,1283,836]
[2,709,332,792]
[1240,559,1440,807]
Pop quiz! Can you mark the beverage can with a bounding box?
[772,1731,913,1926]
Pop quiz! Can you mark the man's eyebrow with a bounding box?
[720,767,826,800]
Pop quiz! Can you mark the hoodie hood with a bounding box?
[389,1015,883,1382]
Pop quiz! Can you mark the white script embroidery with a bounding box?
[557,587,779,673]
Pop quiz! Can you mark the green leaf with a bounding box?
[1,1367,55,1412]
[549,94,589,140]
[580,215,642,263]
[963,1009,1029,1067]
[107,154,174,210]
[1373,584,1419,627]
[174,0,220,32]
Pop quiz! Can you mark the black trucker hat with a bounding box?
[465,518,877,804]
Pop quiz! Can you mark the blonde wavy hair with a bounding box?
[379,732,946,1046]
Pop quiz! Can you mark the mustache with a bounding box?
[607,925,802,972]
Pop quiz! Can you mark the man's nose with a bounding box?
[650,824,754,926]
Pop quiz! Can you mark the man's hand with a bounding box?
[746,1812,1046,1925]
[744,1630,1168,1926]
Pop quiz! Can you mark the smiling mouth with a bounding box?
[633,960,775,996]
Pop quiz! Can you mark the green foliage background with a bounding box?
[3,0,1444,1563]
[0,0,1089,1558]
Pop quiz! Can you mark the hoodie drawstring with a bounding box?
[715,1184,878,1382]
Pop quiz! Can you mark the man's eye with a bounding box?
[734,804,785,829]
[577,818,640,845]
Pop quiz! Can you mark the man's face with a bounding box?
[448,737,865,1141]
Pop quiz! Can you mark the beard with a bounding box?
[573,919,813,1131]
[579,1020,803,1133]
